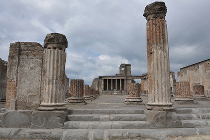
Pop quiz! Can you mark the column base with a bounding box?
[68,97,86,105]
[193,95,207,101]
[124,97,144,105]
[84,96,91,100]
[147,103,174,111]
[175,98,196,104]
[37,103,67,111]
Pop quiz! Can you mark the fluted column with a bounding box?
[38,33,68,111]
[143,2,173,110]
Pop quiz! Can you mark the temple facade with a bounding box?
[91,64,143,95]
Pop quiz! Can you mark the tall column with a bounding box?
[107,79,109,90]
[83,84,91,100]
[38,33,67,111]
[102,79,104,90]
[143,2,173,110]
[116,79,118,90]
[111,79,113,90]
[120,79,122,90]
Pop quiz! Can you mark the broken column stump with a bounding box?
[193,85,206,100]
[38,33,68,111]
[83,84,91,100]
[143,2,173,110]
[125,83,143,105]
[175,81,194,103]
[68,79,86,105]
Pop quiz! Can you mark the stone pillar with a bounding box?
[143,2,173,110]
[38,33,67,111]
[107,79,109,90]
[111,79,113,90]
[68,79,86,104]
[116,79,118,90]
[83,84,91,100]
[175,81,193,103]
[120,79,122,90]
[193,85,205,99]
[102,79,104,90]
[125,83,143,105]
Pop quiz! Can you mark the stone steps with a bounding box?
[65,109,148,129]
[67,114,147,121]
[64,121,150,129]
[174,108,210,128]
[175,108,210,114]
[67,109,145,115]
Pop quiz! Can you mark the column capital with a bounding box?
[143,2,167,20]
[44,33,68,49]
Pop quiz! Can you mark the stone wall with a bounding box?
[6,42,44,110]
[177,59,210,97]
[0,58,7,101]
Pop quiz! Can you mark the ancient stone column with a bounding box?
[83,84,91,100]
[193,85,205,98]
[68,79,86,104]
[38,33,67,111]
[175,81,193,103]
[143,2,173,110]
[125,83,143,105]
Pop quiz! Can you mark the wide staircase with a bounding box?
[64,108,149,129]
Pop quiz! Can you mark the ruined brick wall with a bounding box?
[141,74,148,94]
[0,58,7,101]
[6,42,43,110]
[64,75,69,98]
[176,81,192,99]
[177,59,210,97]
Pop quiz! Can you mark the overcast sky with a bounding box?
[0,0,210,85]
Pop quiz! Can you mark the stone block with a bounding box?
[146,110,182,128]
[2,110,32,128]
[31,111,67,129]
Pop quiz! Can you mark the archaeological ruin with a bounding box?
[0,1,209,139]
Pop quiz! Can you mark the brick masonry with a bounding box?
[126,83,141,97]
[193,85,204,97]
[175,81,193,99]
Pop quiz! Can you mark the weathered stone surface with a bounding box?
[146,110,182,128]
[125,83,143,104]
[44,33,68,49]
[144,2,173,110]
[31,111,67,129]
[2,111,32,128]
[6,42,43,110]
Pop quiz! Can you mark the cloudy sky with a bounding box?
[0,0,210,85]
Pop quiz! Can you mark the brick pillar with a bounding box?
[102,79,104,90]
[120,79,122,90]
[83,84,91,100]
[107,79,109,90]
[193,85,205,98]
[125,83,143,105]
[111,79,113,90]
[143,2,173,110]
[175,81,193,102]
[68,79,86,104]
[38,33,67,111]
